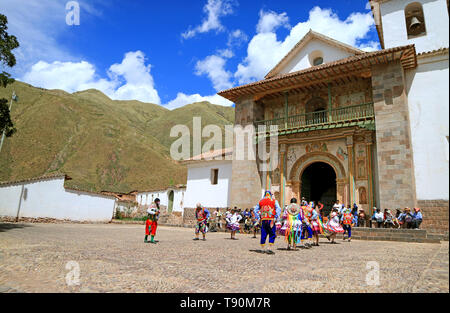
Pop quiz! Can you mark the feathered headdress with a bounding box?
[264,190,272,200]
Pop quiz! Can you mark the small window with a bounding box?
[313,57,323,66]
[405,2,427,38]
[211,168,219,185]
[309,50,323,67]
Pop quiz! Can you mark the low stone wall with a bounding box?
[336,227,443,243]
[182,207,229,227]
[418,200,449,238]
[0,216,110,224]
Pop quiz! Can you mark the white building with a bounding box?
[182,148,233,209]
[371,0,449,201]
[0,174,116,222]
[136,185,186,213]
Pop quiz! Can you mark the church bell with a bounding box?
[409,16,422,31]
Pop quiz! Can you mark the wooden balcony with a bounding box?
[254,102,375,136]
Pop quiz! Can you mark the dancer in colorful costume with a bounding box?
[226,208,242,240]
[301,201,314,248]
[254,191,281,254]
[323,208,345,243]
[193,203,210,241]
[310,202,324,246]
[341,207,353,242]
[250,208,260,238]
[144,198,160,243]
[280,198,303,250]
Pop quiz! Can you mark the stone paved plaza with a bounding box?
[0,223,448,293]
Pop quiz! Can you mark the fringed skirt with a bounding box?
[280,219,303,244]
[195,221,208,234]
[227,222,240,231]
[323,220,344,235]
[311,220,323,235]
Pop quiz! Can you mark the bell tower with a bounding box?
[370,0,449,53]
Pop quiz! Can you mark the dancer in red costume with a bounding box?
[254,191,281,254]
[144,198,160,243]
[193,203,210,241]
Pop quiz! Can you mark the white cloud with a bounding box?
[218,48,234,58]
[195,55,233,91]
[21,50,233,109]
[181,0,236,39]
[256,10,290,33]
[165,92,233,110]
[1,0,105,77]
[107,51,160,104]
[235,6,379,84]
[22,51,161,104]
[227,29,248,47]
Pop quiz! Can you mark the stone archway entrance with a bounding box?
[288,151,348,209]
[300,162,336,215]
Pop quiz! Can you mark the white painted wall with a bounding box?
[0,177,116,221]
[405,53,449,200]
[380,0,449,53]
[184,160,232,208]
[136,188,185,213]
[279,39,355,75]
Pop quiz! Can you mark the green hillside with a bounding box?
[0,81,235,193]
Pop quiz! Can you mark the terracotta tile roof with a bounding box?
[218,44,416,102]
[65,187,117,199]
[135,185,187,194]
[0,173,70,187]
[182,147,233,163]
[265,30,364,79]
[417,47,449,57]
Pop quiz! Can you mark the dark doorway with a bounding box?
[168,190,174,213]
[301,162,336,215]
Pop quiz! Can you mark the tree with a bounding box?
[0,14,19,137]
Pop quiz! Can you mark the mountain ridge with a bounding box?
[0,81,235,193]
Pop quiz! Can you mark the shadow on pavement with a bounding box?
[0,223,32,233]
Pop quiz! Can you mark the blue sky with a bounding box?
[1,0,380,109]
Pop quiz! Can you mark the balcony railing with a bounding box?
[254,102,375,135]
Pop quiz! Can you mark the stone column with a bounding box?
[371,61,417,209]
[279,144,286,207]
[346,135,354,206]
[292,181,300,201]
[230,96,264,209]
[365,133,374,215]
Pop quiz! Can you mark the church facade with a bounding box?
[218,0,449,235]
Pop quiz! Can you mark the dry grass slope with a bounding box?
[0,81,234,192]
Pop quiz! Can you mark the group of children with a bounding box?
[143,193,356,255]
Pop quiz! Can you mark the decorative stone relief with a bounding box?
[336,146,348,161]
